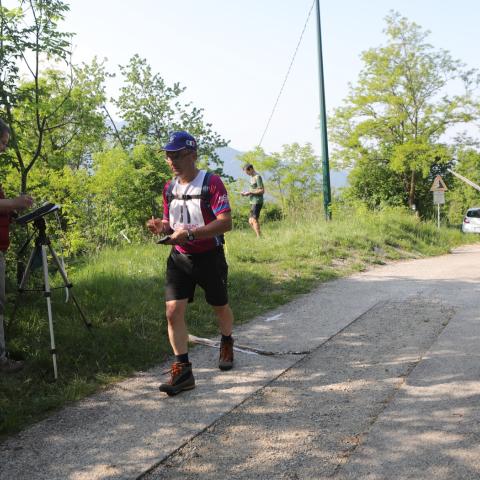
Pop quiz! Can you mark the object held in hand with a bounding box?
[157,235,171,244]
[16,202,60,225]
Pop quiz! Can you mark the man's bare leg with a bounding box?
[165,299,189,354]
[249,217,261,237]
[213,304,234,335]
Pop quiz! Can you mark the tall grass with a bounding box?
[0,207,473,437]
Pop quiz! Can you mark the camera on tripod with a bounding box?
[15,201,60,226]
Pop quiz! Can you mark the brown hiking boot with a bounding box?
[159,362,195,396]
[0,357,24,374]
[219,336,234,371]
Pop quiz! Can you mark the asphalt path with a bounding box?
[2,244,480,480]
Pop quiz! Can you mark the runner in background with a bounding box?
[242,163,264,237]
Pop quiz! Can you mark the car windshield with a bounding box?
[467,209,480,218]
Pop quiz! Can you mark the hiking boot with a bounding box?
[159,362,195,396]
[0,357,24,374]
[219,336,234,371]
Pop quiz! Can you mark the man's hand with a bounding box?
[241,191,251,196]
[168,229,189,245]
[146,217,168,235]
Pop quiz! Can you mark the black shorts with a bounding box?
[165,247,229,306]
[249,203,263,219]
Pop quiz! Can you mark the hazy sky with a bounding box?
[62,0,479,154]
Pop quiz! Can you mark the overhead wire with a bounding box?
[257,0,316,148]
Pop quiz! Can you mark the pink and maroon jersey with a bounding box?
[163,171,231,254]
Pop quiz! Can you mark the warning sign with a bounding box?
[430,175,448,192]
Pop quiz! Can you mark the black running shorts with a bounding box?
[165,247,228,306]
[249,203,263,219]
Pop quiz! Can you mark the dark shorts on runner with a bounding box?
[165,247,228,306]
[249,203,263,220]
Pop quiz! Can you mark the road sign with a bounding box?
[430,175,448,192]
[433,191,445,204]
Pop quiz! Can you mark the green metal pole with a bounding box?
[315,0,332,220]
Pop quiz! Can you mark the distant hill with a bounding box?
[216,146,349,189]
[216,146,245,180]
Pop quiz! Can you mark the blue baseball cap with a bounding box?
[162,131,197,151]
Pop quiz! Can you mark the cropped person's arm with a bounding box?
[0,195,33,213]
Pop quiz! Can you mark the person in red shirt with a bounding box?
[147,131,235,396]
[0,119,34,373]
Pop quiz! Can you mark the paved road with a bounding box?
[1,245,480,479]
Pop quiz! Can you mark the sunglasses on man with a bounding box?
[165,149,194,161]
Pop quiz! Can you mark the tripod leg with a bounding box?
[41,245,58,380]
[47,244,92,330]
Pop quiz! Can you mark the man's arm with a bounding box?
[169,212,232,245]
[0,195,33,213]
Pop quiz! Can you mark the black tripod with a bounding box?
[15,216,91,379]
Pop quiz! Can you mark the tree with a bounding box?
[114,55,228,174]
[0,0,72,191]
[330,12,479,214]
[88,144,171,246]
[447,141,480,224]
[43,59,111,170]
[0,1,108,192]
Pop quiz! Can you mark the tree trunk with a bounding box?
[21,169,27,194]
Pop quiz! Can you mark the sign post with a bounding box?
[430,175,448,228]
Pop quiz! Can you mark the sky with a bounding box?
[61,0,480,155]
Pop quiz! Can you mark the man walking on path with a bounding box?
[242,163,264,237]
[147,131,235,396]
[0,119,34,373]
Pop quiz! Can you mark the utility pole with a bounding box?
[315,0,332,220]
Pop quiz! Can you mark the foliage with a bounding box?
[330,12,479,215]
[0,0,75,191]
[2,63,109,172]
[114,54,228,174]
[447,144,480,224]
[89,144,171,246]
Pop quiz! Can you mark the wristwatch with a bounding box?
[187,229,195,241]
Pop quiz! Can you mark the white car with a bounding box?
[462,208,480,233]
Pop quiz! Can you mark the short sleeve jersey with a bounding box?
[163,170,231,254]
[249,174,264,205]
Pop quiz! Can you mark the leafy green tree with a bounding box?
[447,144,480,224]
[89,145,171,246]
[330,12,478,214]
[3,61,109,173]
[43,59,111,170]
[0,0,74,191]
[114,55,228,174]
